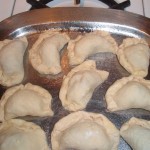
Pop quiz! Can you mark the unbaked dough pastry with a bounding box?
[0,119,49,150]
[117,38,150,77]
[0,83,53,121]
[59,60,109,111]
[51,111,119,150]
[105,76,150,111]
[67,30,118,65]
[0,37,28,87]
[29,30,70,75]
[120,117,150,150]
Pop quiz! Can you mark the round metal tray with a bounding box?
[0,7,150,150]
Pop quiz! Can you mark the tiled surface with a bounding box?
[126,0,144,15]
[0,0,149,22]
[0,0,15,21]
[13,0,31,15]
[46,0,108,8]
[143,0,150,18]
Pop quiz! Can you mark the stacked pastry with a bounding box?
[0,30,149,150]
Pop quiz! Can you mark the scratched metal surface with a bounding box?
[0,7,150,150]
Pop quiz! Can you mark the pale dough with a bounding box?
[0,83,53,121]
[51,111,119,150]
[0,119,49,150]
[120,117,150,150]
[59,60,109,111]
[0,37,28,87]
[68,30,118,65]
[117,38,150,77]
[29,30,70,75]
[105,76,150,111]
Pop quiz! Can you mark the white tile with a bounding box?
[0,0,15,22]
[47,0,108,8]
[13,0,145,16]
[143,0,150,18]
[13,0,108,12]
[114,0,127,3]
[13,0,31,15]
[125,0,144,16]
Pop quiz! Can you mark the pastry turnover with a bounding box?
[29,30,70,75]
[0,37,28,87]
[51,111,119,150]
[120,117,150,150]
[67,30,118,65]
[59,60,109,111]
[0,119,49,150]
[105,76,150,111]
[0,83,53,121]
[117,38,150,77]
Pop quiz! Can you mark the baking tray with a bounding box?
[0,7,150,150]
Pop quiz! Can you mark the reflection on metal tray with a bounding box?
[0,7,150,150]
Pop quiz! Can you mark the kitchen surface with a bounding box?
[0,0,150,22]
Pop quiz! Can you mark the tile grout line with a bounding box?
[142,0,145,16]
[11,0,17,16]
